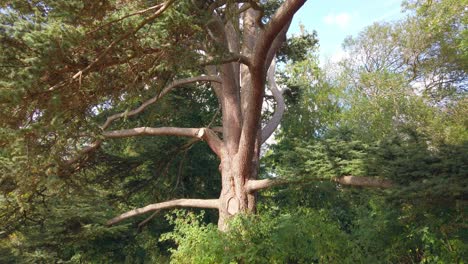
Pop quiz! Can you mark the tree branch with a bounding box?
[335,176,393,188]
[264,19,292,72]
[107,198,219,226]
[103,127,201,138]
[255,0,306,70]
[238,0,305,165]
[200,53,251,68]
[196,128,225,157]
[261,57,285,144]
[72,0,175,80]
[103,127,224,157]
[87,3,166,35]
[101,75,222,130]
[246,176,394,193]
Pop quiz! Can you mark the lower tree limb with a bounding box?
[107,198,219,226]
[246,175,393,193]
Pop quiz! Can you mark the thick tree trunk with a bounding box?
[217,143,260,230]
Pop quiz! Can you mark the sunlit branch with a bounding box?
[101,75,222,130]
[107,199,219,226]
[261,57,285,144]
[246,176,394,193]
[103,127,224,157]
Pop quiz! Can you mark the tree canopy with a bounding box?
[0,0,466,262]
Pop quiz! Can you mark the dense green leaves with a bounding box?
[162,209,361,264]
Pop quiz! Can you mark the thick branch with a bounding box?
[103,127,224,157]
[200,53,251,68]
[335,176,393,188]
[246,176,394,193]
[261,57,285,143]
[196,128,225,157]
[103,127,201,138]
[107,199,219,226]
[239,0,305,159]
[255,0,306,70]
[264,19,292,72]
[101,75,222,130]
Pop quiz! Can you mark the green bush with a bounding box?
[161,209,362,264]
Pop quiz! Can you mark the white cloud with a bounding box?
[323,12,352,29]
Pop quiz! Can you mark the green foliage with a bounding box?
[265,137,370,181]
[0,0,466,262]
[277,30,319,63]
[162,209,361,264]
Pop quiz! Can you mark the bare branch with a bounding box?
[87,3,165,35]
[103,127,201,138]
[246,176,394,193]
[107,198,219,226]
[261,57,285,144]
[137,210,160,232]
[200,53,251,68]
[335,176,393,188]
[103,127,224,157]
[196,128,225,157]
[101,75,222,130]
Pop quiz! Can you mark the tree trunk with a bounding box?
[217,139,260,230]
[105,0,308,231]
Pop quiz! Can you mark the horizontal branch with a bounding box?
[103,127,224,157]
[107,198,219,226]
[101,75,222,130]
[246,176,393,193]
[201,53,251,67]
[335,176,393,188]
[103,127,200,138]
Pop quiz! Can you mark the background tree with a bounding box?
[258,0,467,262]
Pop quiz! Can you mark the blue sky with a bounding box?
[289,0,406,62]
